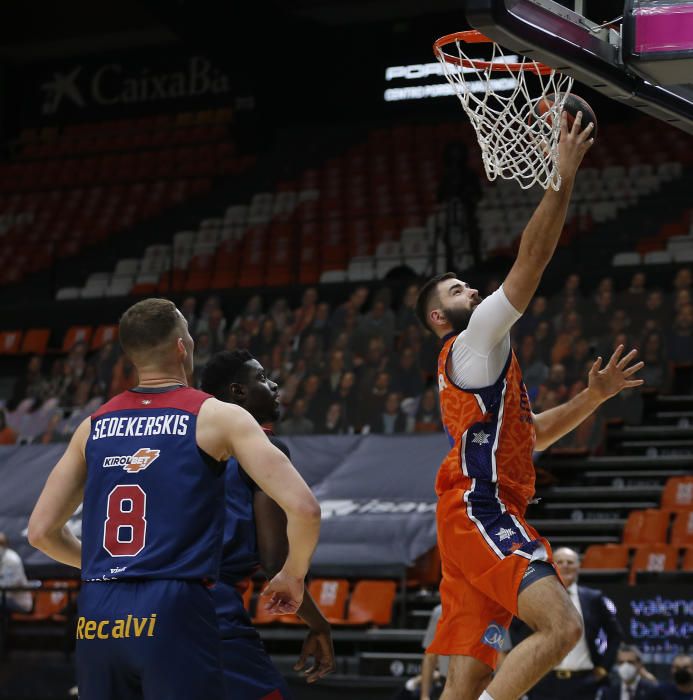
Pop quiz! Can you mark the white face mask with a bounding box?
[618,662,638,683]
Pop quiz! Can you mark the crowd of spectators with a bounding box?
[1,267,691,447]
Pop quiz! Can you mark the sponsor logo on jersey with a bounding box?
[76,614,157,640]
[92,413,190,440]
[103,448,160,473]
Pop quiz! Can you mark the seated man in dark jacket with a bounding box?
[598,645,661,700]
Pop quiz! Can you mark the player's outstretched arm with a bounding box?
[503,111,594,314]
[533,345,644,451]
[28,418,90,570]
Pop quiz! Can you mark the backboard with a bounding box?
[464,0,693,134]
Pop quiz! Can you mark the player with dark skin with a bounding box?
[202,351,336,685]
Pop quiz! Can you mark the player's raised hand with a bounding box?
[294,625,336,683]
[262,570,304,615]
[587,344,645,403]
[558,109,594,181]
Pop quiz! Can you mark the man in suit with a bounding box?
[515,547,623,700]
[598,645,661,700]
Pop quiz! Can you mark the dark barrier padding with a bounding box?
[0,434,449,571]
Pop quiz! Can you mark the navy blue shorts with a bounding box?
[76,580,223,700]
[213,581,292,700]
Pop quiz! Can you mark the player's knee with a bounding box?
[557,607,583,653]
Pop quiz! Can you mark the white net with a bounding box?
[435,36,573,190]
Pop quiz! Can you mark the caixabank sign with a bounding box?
[20,51,248,122]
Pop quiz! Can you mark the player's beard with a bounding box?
[443,304,474,334]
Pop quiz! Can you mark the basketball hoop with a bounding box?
[434,30,573,190]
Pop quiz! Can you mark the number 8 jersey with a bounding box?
[82,386,225,582]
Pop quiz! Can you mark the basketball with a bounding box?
[534,92,598,139]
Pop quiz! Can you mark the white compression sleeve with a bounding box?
[448,286,522,389]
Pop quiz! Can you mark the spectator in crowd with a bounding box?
[305,302,332,348]
[550,273,582,317]
[392,347,425,399]
[641,289,665,334]
[193,332,213,374]
[92,342,118,396]
[0,409,17,445]
[299,333,324,375]
[301,374,329,426]
[516,296,549,340]
[658,655,693,700]
[196,306,227,351]
[39,412,68,444]
[268,298,292,333]
[356,294,396,350]
[180,296,198,333]
[517,336,549,394]
[397,284,420,331]
[597,644,660,700]
[321,402,348,435]
[668,304,693,364]
[324,349,347,395]
[414,389,442,433]
[564,337,592,387]
[292,287,318,337]
[0,533,32,613]
[599,309,631,358]
[551,310,583,364]
[672,267,692,296]
[8,355,46,411]
[276,398,314,435]
[533,320,554,366]
[585,289,615,342]
[371,393,408,435]
[361,371,392,430]
[356,335,390,395]
[250,318,278,358]
[640,332,668,391]
[516,547,622,700]
[232,294,264,336]
[619,272,648,320]
[334,371,358,430]
[331,286,369,334]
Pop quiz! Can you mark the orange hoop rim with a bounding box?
[433,30,555,76]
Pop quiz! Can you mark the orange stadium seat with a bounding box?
[62,325,93,352]
[11,579,77,623]
[661,476,693,512]
[345,580,397,626]
[682,548,693,572]
[0,330,22,354]
[91,324,118,350]
[630,545,678,583]
[670,511,693,547]
[308,579,349,623]
[622,509,670,545]
[581,544,630,569]
[20,329,50,355]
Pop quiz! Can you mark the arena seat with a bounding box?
[682,548,693,572]
[661,476,693,511]
[670,511,693,547]
[308,579,349,623]
[62,325,93,352]
[90,325,119,350]
[622,509,671,545]
[11,579,77,623]
[581,544,630,570]
[0,330,22,354]
[344,580,397,626]
[629,545,678,583]
[20,329,50,355]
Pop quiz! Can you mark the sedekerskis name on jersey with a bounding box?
[92,414,190,440]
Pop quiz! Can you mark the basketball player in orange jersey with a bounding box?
[415,112,644,700]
